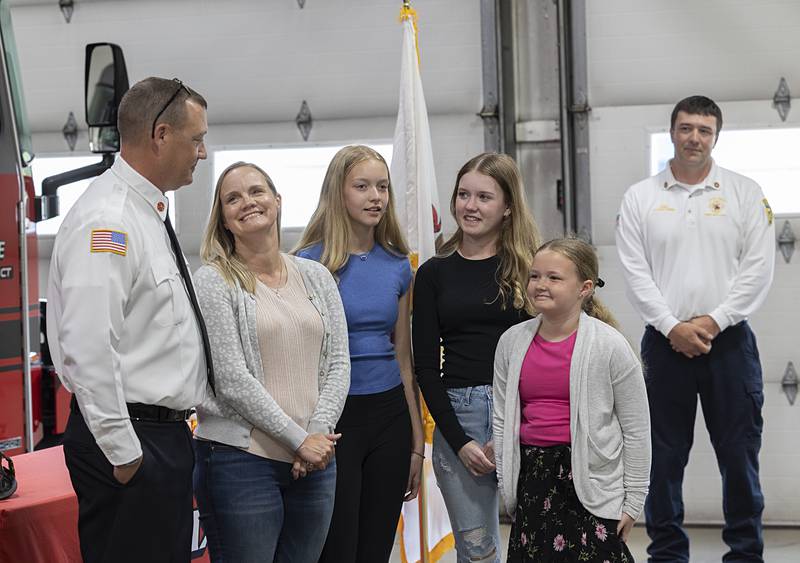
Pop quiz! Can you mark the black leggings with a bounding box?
[318,384,412,563]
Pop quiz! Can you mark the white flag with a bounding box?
[392,6,452,563]
[391,8,442,272]
[398,442,454,563]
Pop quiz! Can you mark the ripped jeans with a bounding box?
[432,385,501,563]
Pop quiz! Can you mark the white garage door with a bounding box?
[590,100,800,524]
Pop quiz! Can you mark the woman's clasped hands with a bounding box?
[292,432,341,480]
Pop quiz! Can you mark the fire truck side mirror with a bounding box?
[84,43,129,153]
[34,195,58,222]
[33,44,127,222]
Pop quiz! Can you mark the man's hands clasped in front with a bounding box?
[667,315,721,358]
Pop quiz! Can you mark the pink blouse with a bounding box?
[518,331,576,446]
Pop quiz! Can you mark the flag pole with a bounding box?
[396,1,444,560]
[418,460,429,563]
[404,3,429,558]
[417,394,433,563]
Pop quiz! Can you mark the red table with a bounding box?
[0,446,211,562]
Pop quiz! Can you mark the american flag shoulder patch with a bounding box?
[90,229,128,256]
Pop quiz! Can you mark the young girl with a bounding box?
[294,145,424,563]
[493,238,651,562]
[413,153,540,562]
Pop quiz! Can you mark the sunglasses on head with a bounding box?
[151,78,192,138]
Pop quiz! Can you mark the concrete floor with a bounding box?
[390,525,800,562]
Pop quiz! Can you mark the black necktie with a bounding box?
[164,214,216,394]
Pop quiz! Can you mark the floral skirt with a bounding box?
[507,444,633,563]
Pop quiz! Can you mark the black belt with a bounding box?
[71,396,191,423]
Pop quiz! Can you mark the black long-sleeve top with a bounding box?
[412,252,530,453]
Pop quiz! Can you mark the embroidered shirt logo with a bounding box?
[763,198,773,225]
[654,203,676,212]
[705,197,726,216]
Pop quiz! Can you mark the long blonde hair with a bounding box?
[201,161,280,293]
[535,237,618,329]
[438,153,540,312]
[293,145,410,274]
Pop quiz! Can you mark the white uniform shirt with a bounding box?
[616,160,775,337]
[47,157,207,466]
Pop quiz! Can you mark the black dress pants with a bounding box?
[63,408,195,563]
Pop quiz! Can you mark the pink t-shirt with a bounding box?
[518,331,576,446]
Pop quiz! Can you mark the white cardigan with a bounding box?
[493,313,651,520]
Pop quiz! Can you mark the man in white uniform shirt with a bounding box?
[616,96,774,563]
[47,77,213,563]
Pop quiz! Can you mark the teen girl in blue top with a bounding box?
[295,145,424,563]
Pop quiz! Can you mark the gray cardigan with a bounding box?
[493,313,650,521]
[193,256,350,452]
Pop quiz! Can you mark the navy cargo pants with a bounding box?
[642,322,764,563]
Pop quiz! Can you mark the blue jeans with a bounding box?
[432,385,501,563]
[194,440,336,563]
[643,323,764,563]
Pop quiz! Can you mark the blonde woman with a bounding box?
[294,145,424,563]
[493,238,650,562]
[412,153,540,562]
[193,162,350,562]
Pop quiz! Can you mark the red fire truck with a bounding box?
[0,0,41,456]
[0,0,128,456]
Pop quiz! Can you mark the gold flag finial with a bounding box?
[398,1,420,66]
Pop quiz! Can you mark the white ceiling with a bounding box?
[8,0,483,133]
